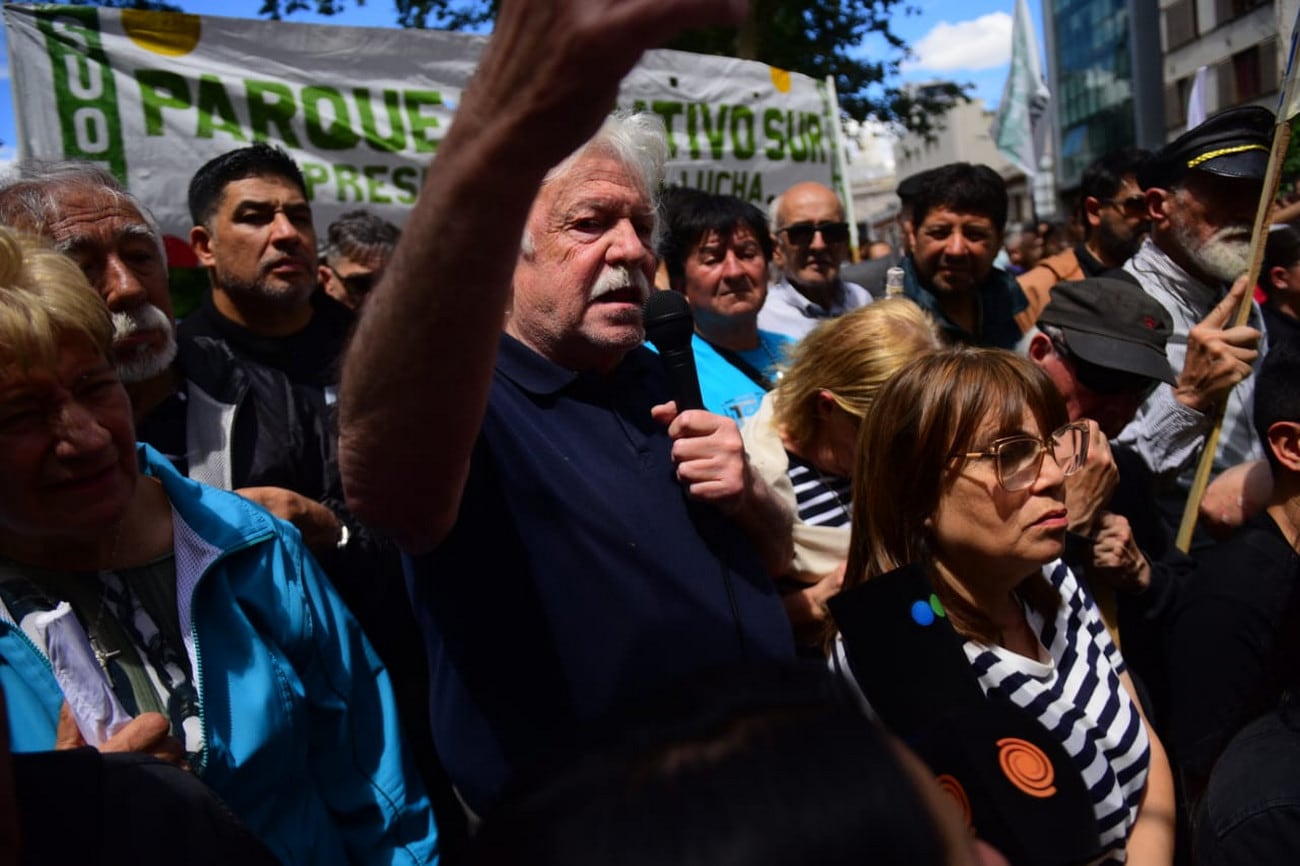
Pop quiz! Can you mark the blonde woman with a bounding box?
[741,298,942,647]
[0,228,437,865]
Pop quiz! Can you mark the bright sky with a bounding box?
[0,0,1045,167]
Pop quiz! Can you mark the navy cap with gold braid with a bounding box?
[1138,105,1274,190]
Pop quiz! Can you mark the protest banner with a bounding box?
[5,3,840,245]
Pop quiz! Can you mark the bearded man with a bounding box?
[1117,106,1268,497]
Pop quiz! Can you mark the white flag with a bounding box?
[1278,4,1300,121]
[1186,66,1208,131]
[991,0,1051,177]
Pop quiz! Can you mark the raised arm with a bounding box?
[338,0,748,553]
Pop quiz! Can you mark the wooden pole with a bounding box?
[1175,121,1292,551]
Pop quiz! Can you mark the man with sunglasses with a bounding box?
[319,210,400,312]
[758,181,871,340]
[1017,149,1152,329]
[1025,277,1193,734]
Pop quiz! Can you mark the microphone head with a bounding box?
[642,290,696,352]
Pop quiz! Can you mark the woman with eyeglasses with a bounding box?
[831,348,1175,865]
[741,299,942,649]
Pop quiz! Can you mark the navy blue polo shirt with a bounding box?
[406,334,795,813]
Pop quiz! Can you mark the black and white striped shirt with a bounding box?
[785,452,851,528]
[965,561,1150,863]
[831,560,1150,863]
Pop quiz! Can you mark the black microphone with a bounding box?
[643,291,704,412]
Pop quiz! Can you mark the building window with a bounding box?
[1164,0,1197,50]
[1215,0,1268,25]
[1225,40,1278,103]
[1165,77,1190,130]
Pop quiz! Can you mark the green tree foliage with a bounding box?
[252,0,969,137]
[1281,116,1300,193]
[666,0,969,139]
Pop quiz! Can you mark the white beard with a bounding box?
[1177,222,1251,284]
[111,304,178,383]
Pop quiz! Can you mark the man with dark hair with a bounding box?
[1116,107,1268,497]
[1017,149,1151,328]
[180,143,352,547]
[759,181,870,339]
[180,144,464,852]
[319,209,401,311]
[896,161,1028,349]
[1171,338,1300,830]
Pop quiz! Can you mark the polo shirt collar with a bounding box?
[774,275,847,317]
[496,333,654,396]
[496,332,578,395]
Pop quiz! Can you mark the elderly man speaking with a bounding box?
[339,0,796,815]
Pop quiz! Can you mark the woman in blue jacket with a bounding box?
[0,227,437,864]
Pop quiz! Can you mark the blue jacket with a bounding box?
[0,446,438,866]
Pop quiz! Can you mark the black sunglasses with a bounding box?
[779,221,850,246]
[1099,195,1148,219]
[328,266,376,297]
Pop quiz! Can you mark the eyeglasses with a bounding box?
[1099,195,1148,219]
[956,421,1090,491]
[327,266,376,297]
[779,221,850,246]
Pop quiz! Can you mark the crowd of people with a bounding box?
[0,0,1297,863]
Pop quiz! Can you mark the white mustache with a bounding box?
[111,303,173,342]
[589,266,651,304]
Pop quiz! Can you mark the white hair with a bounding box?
[520,111,668,256]
[768,193,785,234]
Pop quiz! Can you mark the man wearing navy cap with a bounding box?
[1117,106,1268,502]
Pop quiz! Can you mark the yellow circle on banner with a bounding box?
[770,67,791,93]
[121,10,202,57]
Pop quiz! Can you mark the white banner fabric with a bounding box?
[4,4,837,241]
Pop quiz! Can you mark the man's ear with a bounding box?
[1145,188,1170,224]
[1268,421,1300,473]
[1270,265,1290,292]
[1083,196,1104,229]
[1027,332,1053,363]
[771,233,787,270]
[815,389,838,419]
[190,225,215,268]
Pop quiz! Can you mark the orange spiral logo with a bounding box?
[935,774,973,830]
[996,738,1056,798]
